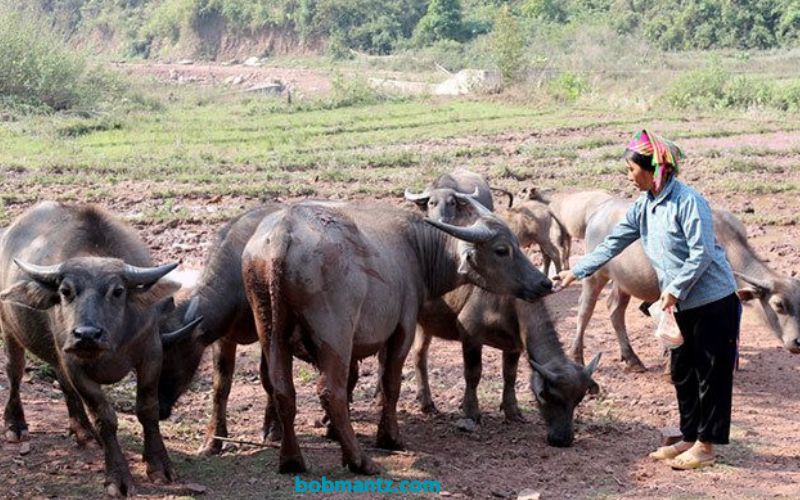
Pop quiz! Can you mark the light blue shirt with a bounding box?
[572,176,737,311]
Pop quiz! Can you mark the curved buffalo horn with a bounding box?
[404,188,430,203]
[529,360,559,383]
[490,187,514,208]
[13,259,63,286]
[122,262,179,288]
[425,218,495,243]
[161,315,203,348]
[183,296,200,324]
[453,190,493,217]
[585,352,602,376]
[733,271,774,292]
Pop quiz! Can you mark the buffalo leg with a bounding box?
[198,338,238,456]
[66,364,134,497]
[55,369,97,446]
[461,339,483,424]
[136,356,174,484]
[412,328,438,415]
[500,350,525,422]
[607,285,646,372]
[317,347,379,474]
[260,350,282,443]
[540,240,562,276]
[376,328,410,452]
[569,274,609,365]
[322,359,357,442]
[2,334,27,442]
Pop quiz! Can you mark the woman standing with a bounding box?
[555,130,741,470]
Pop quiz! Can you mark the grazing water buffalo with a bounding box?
[415,290,600,446]
[157,205,280,454]
[242,197,552,474]
[404,169,513,225]
[0,202,190,497]
[570,199,800,371]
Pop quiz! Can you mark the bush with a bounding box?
[771,80,800,111]
[547,72,590,102]
[0,2,127,112]
[413,0,464,46]
[663,61,777,110]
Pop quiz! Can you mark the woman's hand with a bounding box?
[660,291,678,310]
[553,270,577,292]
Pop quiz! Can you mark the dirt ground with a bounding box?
[1,70,800,497]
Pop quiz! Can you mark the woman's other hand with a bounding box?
[660,290,678,310]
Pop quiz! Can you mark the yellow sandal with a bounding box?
[668,450,715,470]
[648,444,686,461]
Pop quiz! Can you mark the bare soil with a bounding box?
[1,95,800,498]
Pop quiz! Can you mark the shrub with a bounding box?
[413,0,464,46]
[547,72,590,102]
[491,5,526,84]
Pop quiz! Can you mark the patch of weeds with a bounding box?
[24,354,57,382]
[297,364,316,385]
[0,197,8,225]
[142,198,190,223]
[55,116,124,138]
[720,158,781,174]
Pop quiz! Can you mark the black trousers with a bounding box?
[671,293,741,445]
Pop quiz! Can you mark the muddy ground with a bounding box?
[1,64,800,499]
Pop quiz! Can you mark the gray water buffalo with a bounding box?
[0,202,190,497]
[570,199,800,371]
[415,290,600,446]
[500,200,569,275]
[404,169,512,225]
[242,197,552,474]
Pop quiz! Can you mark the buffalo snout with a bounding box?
[64,326,110,355]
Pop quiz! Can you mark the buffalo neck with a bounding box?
[411,221,464,300]
[181,263,246,345]
[518,299,566,365]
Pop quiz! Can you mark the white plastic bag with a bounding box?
[648,302,683,349]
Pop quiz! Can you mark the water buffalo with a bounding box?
[414,290,600,446]
[404,169,513,225]
[500,200,569,275]
[523,188,614,270]
[242,197,552,474]
[0,202,191,497]
[570,199,800,371]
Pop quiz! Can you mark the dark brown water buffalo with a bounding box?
[0,202,191,497]
[242,197,552,474]
[570,199,800,371]
[415,290,600,446]
[404,169,512,225]
[157,205,285,455]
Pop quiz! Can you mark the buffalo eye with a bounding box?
[111,286,125,299]
[494,245,512,257]
[59,285,74,302]
[771,299,787,314]
[447,198,456,206]
[428,200,436,207]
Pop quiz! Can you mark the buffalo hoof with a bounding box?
[69,421,96,448]
[148,470,171,485]
[4,427,28,443]
[263,427,283,443]
[279,455,307,474]
[502,409,527,424]
[418,401,439,415]
[105,472,135,498]
[623,360,647,373]
[348,454,381,475]
[197,440,222,457]
[375,433,404,451]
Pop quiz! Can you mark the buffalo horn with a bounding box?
[453,190,493,217]
[404,188,430,203]
[161,315,203,348]
[585,352,602,376]
[13,259,63,286]
[122,262,178,288]
[529,360,559,383]
[425,218,494,243]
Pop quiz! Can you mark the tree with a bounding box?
[413,0,464,45]
[491,4,525,84]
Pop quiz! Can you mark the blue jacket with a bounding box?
[571,176,737,311]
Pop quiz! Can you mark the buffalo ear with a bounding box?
[0,280,60,310]
[130,279,182,308]
[587,379,600,395]
[736,287,764,302]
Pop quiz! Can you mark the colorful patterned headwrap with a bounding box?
[626,130,684,192]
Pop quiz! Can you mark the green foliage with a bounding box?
[663,61,777,109]
[547,72,590,102]
[491,5,525,83]
[413,0,464,46]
